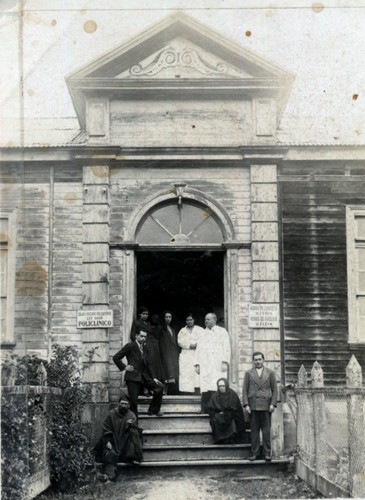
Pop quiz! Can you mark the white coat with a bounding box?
[195,325,231,392]
[177,325,205,392]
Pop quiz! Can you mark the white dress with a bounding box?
[195,325,231,392]
[178,325,205,393]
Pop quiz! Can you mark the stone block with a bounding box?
[83,165,109,184]
[83,282,109,304]
[83,185,109,204]
[252,222,278,241]
[83,204,110,223]
[252,282,280,302]
[254,329,281,341]
[83,263,109,283]
[82,329,109,342]
[253,341,281,361]
[250,164,277,183]
[252,242,279,261]
[83,223,109,243]
[83,243,109,263]
[82,342,109,363]
[251,184,277,203]
[252,261,279,281]
[83,362,109,383]
[251,202,278,222]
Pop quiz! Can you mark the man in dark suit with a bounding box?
[242,351,277,462]
[113,330,164,418]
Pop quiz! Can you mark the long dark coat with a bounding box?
[207,386,246,444]
[94,408,143,464]
[158,325,180,382]
[145,329,165,382]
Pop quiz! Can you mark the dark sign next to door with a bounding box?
[77,310,113,329]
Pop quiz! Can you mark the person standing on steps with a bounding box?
[242,351,277,462]
[113,330,164,419]
[177,313,204,394]
[194,312,231,413]
[130,306,153,341]
[158,311,180,395]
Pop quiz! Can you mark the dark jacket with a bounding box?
[113,341,153,383]
[242,367,278,411]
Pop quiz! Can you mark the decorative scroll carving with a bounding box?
[130,46,227,76]
[346,355,362,388]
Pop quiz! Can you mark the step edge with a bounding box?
[143,444,251,450]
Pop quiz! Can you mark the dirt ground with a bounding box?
[39,464,323,500]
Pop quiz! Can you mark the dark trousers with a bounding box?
[250,410,272,456]
[127,380,163,418]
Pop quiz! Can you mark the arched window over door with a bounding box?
[136,200,224,246]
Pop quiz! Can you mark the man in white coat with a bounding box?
[195,312,231,412]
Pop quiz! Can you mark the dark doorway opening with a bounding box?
[136,251,224,331]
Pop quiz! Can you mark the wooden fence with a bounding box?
[289,355,365,498]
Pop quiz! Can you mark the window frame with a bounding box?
[346,205,365,345]
[0,210,16,346]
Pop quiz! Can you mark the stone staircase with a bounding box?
[129,395,289,468]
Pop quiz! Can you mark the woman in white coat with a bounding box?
[177,314,205,393]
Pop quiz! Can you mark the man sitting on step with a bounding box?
[94,395,143,481]
[113,329,164,419]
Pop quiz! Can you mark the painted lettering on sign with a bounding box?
[77,310,113,329]
[248,303,280,329]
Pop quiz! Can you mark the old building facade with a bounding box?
[1,13,364,446]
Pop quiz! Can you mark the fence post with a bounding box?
[296,365,307,459]
[311,361,326,478]
[346,355,365,498]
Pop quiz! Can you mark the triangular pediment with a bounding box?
[67,12,294,129]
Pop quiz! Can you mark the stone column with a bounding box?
[250,164,283,456]
[81,165,110,442]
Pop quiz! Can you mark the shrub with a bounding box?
[1,344,99,496]
[47,344,97,492]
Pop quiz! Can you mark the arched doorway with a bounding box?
[135,199,226,329]
[121,186,240,383]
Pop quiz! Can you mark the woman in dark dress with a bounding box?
[207,378,246,444]
[158,311,180,394]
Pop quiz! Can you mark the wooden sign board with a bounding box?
[249,303,280,329]
[77,310,113,329]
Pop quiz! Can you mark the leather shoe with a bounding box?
[265,455,272,462]
[148,410,164,416]
[249,455,257,461]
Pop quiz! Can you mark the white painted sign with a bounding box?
[77,309,113,329]
[249,303,280,329]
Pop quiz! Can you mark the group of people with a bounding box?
[96,306,278,480]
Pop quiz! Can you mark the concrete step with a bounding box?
[112,458,291,473]
[138,395,201,414]
[139,413,210,431]
[143,429,215,446]
[142,443,251,461]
